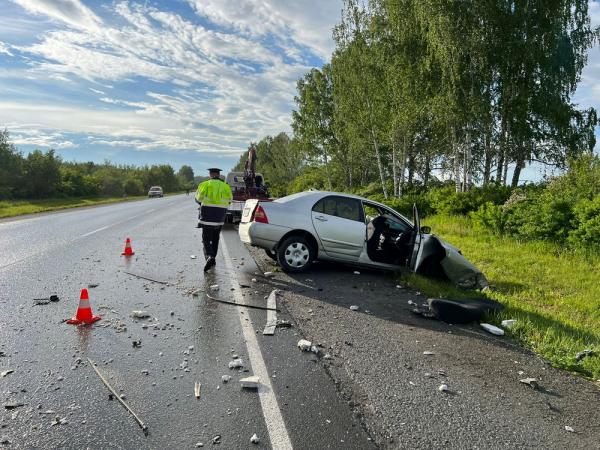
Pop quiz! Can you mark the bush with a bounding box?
[569,195,600,249]
[123,177,145,196]
[427,184,512,216]
[470,202,506,234]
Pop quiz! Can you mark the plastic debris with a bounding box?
[438,384,449,392]
[396,285,401,289]
[349,305,359,311]
[221,375,232,383]
[310,345,321,356]
[131,311,150,319]
[520,378,539,389]
[209,284,219,292]
[250,433,260,444]
[190,255,196,259]
[240,376,260,389]
[212,435,221,444]
[423,351,435,356]
[251,278,257,282]
[501,319,517,329]
[565,426,575,433]
[276,320,292,328]
[263,272,274,277]
[228,359,244,369]
[194,382,201,399]
[195,442,204,447]
[132,339,142,348]
[480,323,504,336]
[353,271,360,275]
[4,402,24,410]
[0,370,13,378]
[575,349,595,362]
[51,417,68,426]
[297,339,312,351]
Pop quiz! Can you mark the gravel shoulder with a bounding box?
[248,246,600,449]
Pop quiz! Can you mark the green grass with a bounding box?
[401,214,600,380]
[0,193,183,218]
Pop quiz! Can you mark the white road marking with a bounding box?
[80,209,156,237]
[221,240,293,450]
[263,290,278,335]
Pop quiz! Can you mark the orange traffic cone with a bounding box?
[66,288,101,325]
[121,237,135,256]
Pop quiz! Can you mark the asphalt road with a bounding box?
[0,195,374,449]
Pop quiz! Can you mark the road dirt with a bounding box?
[248,246,600,449]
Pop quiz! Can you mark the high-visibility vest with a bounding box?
[195,178,232,226]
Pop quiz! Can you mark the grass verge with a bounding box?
[0,192,184,219]
[402,214,600,380]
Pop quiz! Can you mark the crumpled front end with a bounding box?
[438,239,489,290]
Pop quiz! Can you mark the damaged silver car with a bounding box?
[239,191,488,289]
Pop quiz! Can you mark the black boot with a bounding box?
[203,256,216,272]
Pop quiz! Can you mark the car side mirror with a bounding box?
[420,226,431,234]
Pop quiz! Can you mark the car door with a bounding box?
[408,203,423,270]
[311,196,366,261]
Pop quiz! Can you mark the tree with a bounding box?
[0,130,24,199]
[178,165,194,182]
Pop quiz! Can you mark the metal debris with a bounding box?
[576,349,595,362]
[520,378,539,389]
[297,339,312,351]
[88,358,148,435]
[228,359,244,369]
[194,382,201,399]
[206,293,279,311]
[123,271,169,285]
[480,323,504,336]
[250,433,260,444]
[240,376,260,389]
[263,290,278,335]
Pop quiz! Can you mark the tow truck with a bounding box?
[225,171,271,223]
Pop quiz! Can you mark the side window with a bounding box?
[313,196,363,222]
[385,215,411,233]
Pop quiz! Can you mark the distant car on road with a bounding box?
[148,186,163,198]
[239,191,488,289]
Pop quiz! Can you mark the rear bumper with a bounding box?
[238,222,288,250]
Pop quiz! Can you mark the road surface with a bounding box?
[0,195,374,449]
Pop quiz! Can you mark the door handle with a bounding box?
[315,216,328,222]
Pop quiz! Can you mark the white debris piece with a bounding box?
[297,339,312,351]
[131,311,150,319]
[423,351,435,356]
[438,384,449,392]
[194,382,201,399]
[408,300,416,306]
[190,255,197,259]
[221,375,232,383]
[480,323,505,336]
[353,271,360,275]
[240,376,260,389]
[349,305,359,311]
[501,319,517,329]
[263,272,274,277]
[250,433,260,444]
[251,278,257,282]
[209,284,219,292]
[396,285,401,289]
[228,359,243,369]
[0,370,14,378]
[520,378,539,389]
[565,426,575,433]
[310,346,321,356]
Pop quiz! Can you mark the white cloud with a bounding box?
[0,42,14,56]
[9,0,101,30]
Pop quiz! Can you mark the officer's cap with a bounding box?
[207,168,222,172]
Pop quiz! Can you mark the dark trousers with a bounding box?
[202,225,222,259]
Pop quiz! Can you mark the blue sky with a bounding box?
[0,0,341,175]
[0,0,598,181]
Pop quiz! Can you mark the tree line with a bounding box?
[237,0,598,200]
[0,130,195,199]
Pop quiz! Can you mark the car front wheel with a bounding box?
[277,236,314,273]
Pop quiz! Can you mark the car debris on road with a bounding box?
[575,349,595,362]
[480,323,505,336]
[228,358,243,369]
[297,339,312,351]
[131,310,151,319]
[240,376,260,389]
[520,378,539,389]
[250,433,260,444]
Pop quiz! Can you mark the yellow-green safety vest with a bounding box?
[195,178,232,207]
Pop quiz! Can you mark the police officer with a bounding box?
[195,168,233,272]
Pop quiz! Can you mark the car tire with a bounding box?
[265,249,278,261]
[277,236,314,273]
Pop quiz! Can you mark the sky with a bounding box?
[0,0,599,180]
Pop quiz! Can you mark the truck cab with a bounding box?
[225,171,271,223]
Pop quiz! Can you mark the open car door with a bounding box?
[408,203,423,270]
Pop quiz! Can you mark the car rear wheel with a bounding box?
[277,236,314,273]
